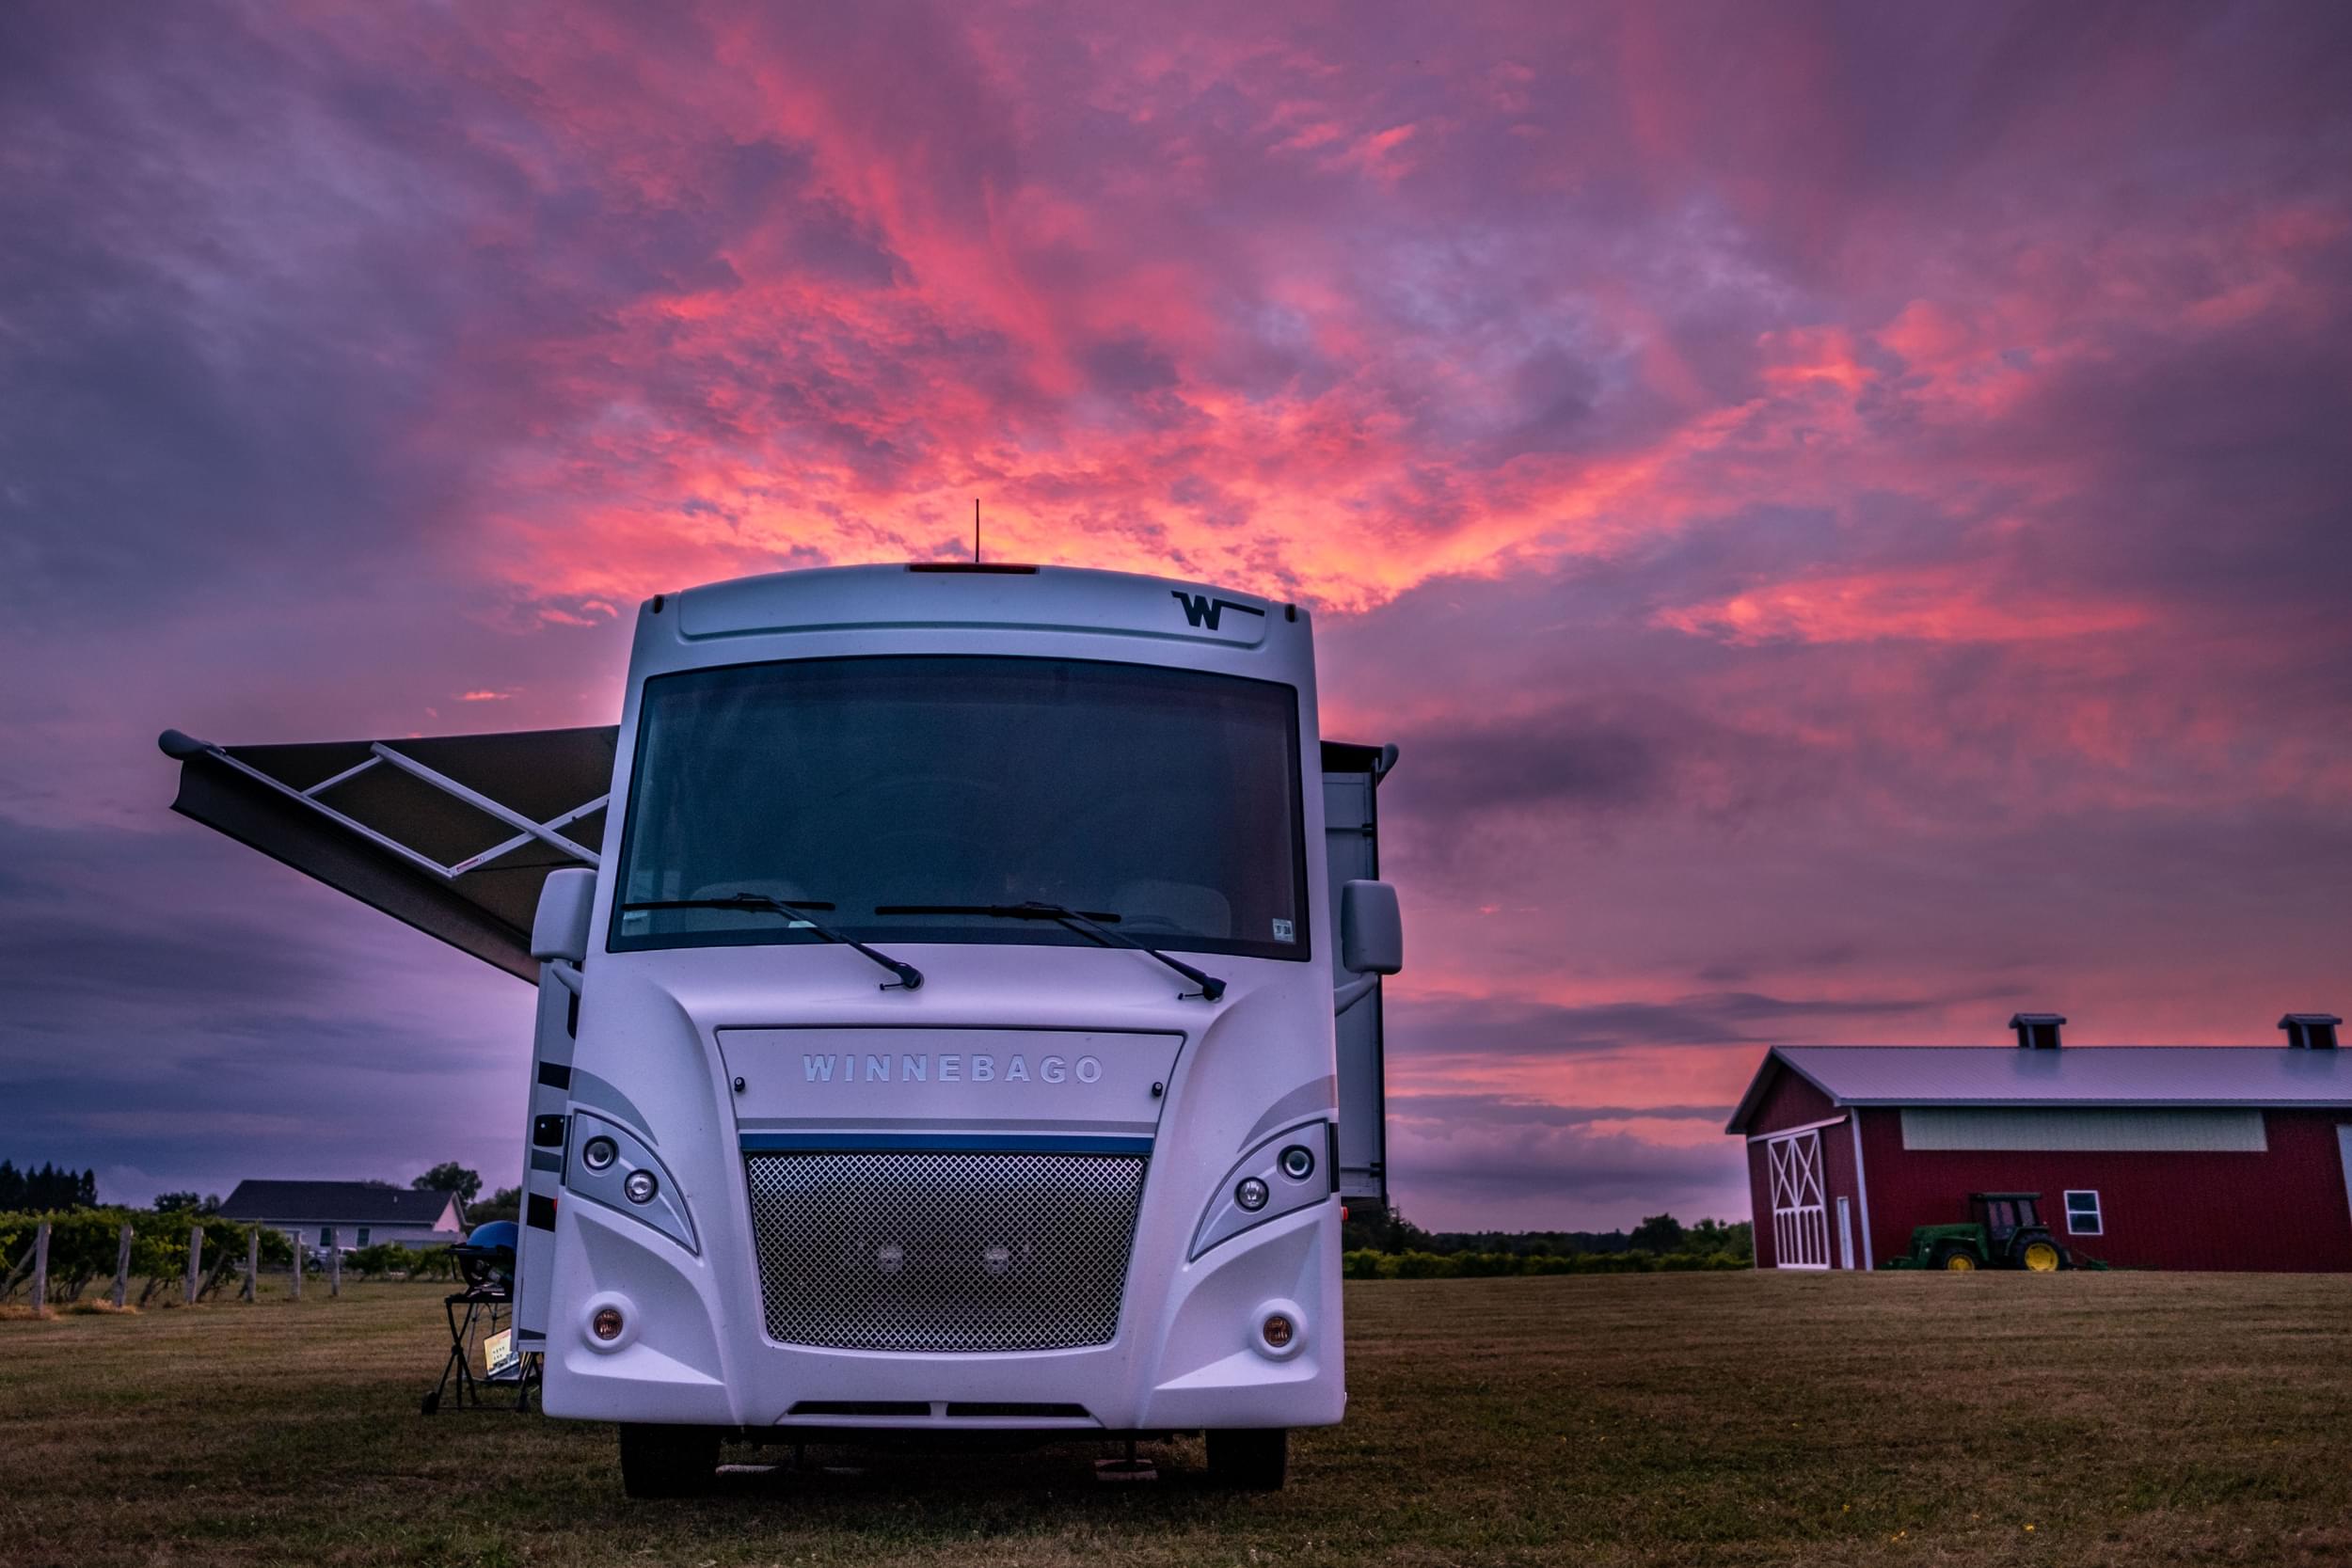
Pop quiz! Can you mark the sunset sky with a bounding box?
[4,3,2348,1229]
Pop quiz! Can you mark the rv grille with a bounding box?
[744,1149,1147,1353]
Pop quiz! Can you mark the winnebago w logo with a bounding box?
[1171,591,1268,631]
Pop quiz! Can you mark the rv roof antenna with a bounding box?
[974,498,981,564]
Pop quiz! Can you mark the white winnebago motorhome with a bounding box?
[161,562,1400,1493]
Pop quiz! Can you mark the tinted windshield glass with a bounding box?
[611,656,1308,960]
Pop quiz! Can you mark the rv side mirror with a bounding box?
[1340,879,1403,975]
[532,868,597,965]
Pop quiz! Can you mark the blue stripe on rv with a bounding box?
[738,1132,1153,1156]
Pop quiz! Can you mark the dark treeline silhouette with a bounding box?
[1344,1205,1751,1260]
[411,1162,484,1205]
[154,1192,222,1214]
[0,1161,99,1212]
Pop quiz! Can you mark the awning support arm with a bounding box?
[366,743,603,869]
[162,731,602,881]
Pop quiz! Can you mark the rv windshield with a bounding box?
[610,655,1309,961]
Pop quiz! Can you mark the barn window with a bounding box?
[2063,1190,2103,1236]
[1765,1130,1831,1269]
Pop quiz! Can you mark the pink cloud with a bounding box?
[7,0,2349,1227]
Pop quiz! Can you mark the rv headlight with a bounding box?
[1190,1119,1337,1260]
[565,1112,697,1255]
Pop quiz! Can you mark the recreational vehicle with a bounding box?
[161,562,1400,1493]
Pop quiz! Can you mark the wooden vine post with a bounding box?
[29,1220,50,1320]
[329,1243,342,1298]
[290,1239,302,1302]
[244,1228,260,1303]
[184,1224,203,1306]
[112,1221,133,1309]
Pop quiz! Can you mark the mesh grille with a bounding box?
[745,1150,1147,1353]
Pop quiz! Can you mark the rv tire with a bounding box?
[1206,1428,1288,1490]
[618,1423,720,1498]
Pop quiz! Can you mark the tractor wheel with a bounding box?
[618,1423,720,1498]
[2019,1238,2065,1272]
[1931,1244,1979,1272]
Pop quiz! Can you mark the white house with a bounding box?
[218,1180,468,1251]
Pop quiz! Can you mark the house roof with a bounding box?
[1725,1045,2352,1134]
[217,1180,465,1227]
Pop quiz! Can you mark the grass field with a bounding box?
[5,1271,2349,1567]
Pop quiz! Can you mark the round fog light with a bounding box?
[581,1135,617,1171]
[1235,1178,1269,1212]
[623,1169,659,1205]
[591,1306,624,1341]
[1262,1312,1295,1349]
[1279,1145,1315,1180]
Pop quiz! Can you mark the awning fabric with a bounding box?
[162,726,619,981]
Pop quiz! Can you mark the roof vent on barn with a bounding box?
[2279,1013,2341,1050]
[2010,1012,2064,1050]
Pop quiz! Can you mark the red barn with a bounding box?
[1724,1015,2352,1272]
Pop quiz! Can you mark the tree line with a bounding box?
[1343,1206,1753,1263]
[0,1162,99,1212]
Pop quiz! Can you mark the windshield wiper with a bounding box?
[621,894,923,991]
[874,901,1225,1001]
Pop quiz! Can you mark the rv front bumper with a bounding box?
[539,1196,1343,1431]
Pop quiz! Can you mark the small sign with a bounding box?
[1271,918,1295,942]
[483,1327,519,1382]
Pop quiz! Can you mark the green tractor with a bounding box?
[1885,1192,2073,1272]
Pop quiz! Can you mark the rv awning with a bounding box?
[160,725,619,981]
[162,726,1388,985]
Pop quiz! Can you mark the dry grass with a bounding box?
[3,1271,2348,1566]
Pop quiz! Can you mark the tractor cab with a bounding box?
[1972,1192,2044,1249]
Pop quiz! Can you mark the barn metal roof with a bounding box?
[1726,1045,2352,1133]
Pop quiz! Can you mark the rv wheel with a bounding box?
[618,1423,720,1498]
[1206,1428,1288,1491]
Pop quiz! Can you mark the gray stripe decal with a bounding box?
[1243,1076,1337,1148]
[530,1149,563,1174]
[568,1068,655,1145]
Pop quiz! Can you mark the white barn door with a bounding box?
[1767,1130,1831,1270]
[2338,1126,2352,1245]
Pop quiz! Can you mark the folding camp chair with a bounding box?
[421,1235,539,1414]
